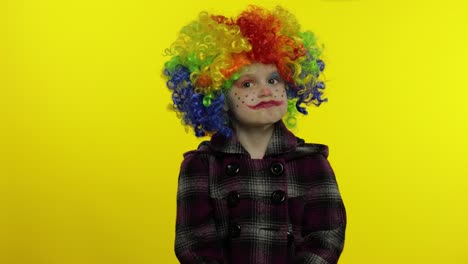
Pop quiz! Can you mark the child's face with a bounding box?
[226,63,288,128]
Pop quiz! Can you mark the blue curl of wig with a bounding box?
[166,65,233,138]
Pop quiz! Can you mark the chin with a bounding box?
[245,117,283,127]
[234,109,287,128]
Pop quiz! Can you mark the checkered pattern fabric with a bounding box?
[175,121,347,264]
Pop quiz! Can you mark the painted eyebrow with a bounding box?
[269,72,282,79]
[270,72,284,82]
[237,74,254,79]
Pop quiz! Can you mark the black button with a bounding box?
[270,162,284,176]
[287,231,294,247]
[271,190,286,204]
[225,162,240,176]
[227,191,240,208]
[229,223,241,238]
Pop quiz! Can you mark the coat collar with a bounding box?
[206,120,301,157]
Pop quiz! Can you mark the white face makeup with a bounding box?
[225,63,288,128]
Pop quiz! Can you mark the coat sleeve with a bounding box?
[294,153,347,264]
[174,151,224,264]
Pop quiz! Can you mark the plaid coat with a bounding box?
[175,121,347,264]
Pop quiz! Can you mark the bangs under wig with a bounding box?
[163,5,328,138]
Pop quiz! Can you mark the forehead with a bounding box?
[239,63,278,75]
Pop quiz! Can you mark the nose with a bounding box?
[258,85,273,97]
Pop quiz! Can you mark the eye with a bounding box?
[242,81,254,88]
[268,77,279,84]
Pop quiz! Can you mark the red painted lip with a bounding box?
[247,100,284,110]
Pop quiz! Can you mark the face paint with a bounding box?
[226,63,288,128]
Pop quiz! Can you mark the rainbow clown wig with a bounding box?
[163,5,328,138]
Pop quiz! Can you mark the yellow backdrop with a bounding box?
[2,0,468,263]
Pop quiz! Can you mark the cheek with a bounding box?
[273,87,286,98]
[231,90,253,107]
[280,90,288,111]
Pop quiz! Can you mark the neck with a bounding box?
[231,122,275,159]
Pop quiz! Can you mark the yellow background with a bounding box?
[2,0,468,263]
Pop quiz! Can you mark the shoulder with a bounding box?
[287,136,330,160]
[178,141,213,171]
[182,140,213,157]
[180,140,218,168]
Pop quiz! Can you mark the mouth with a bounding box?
[247,100,284,110]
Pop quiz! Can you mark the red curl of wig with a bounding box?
[235,6,306,86]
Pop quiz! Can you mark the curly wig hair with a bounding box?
[163,5,328,138]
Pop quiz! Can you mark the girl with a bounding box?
[163,5,347,264]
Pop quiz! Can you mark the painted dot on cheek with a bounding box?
[242,101,244,103]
